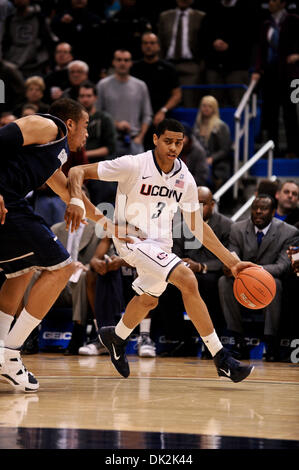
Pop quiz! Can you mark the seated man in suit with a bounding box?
[218,194,299,361]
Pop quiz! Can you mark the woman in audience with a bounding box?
[193,95,231,190]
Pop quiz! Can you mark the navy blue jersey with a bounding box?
[0,114,68,206]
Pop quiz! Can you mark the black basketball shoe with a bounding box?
[213,347,254,383]
[98,327,130,378]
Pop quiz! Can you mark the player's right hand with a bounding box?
[0,195,8,225]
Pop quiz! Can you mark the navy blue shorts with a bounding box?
[0,204,72,279]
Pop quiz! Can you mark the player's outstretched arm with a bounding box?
[183,209,257,277]
[46,168,134,242]
[67,163,99,200]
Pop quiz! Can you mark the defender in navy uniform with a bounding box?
[0,99,131,392]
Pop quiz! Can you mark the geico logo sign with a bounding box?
[43,331,72,340]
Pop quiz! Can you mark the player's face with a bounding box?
[78,88,96,112]
[67,110,89,152]
[153,130,184,168]
[276,183,299,211]
[251,198,275,229]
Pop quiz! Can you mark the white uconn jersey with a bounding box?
[97,150,199,251]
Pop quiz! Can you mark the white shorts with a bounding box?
[113,238,182,297]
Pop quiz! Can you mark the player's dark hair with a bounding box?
[79,80,97,96]
[254,194,276,211]
[49,98,85,123]
[155,119,185,137]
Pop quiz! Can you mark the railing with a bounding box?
[213,140,275,203]
[233,79,258,198]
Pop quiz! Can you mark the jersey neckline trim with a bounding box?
[151,150,182,179]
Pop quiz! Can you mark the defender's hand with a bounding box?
[64,204,87,232]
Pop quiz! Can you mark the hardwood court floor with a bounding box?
[0,353,298,449]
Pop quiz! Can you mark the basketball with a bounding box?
[233,266,276,310]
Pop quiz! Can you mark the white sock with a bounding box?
[140,318,151,335]
[5,308,41,350]
[0,311,14,344]
[115,317,134,341]
[202,330,223,357]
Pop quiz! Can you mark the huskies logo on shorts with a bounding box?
[157,252,168,260]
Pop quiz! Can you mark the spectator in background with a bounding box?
[131,32,182,149]
[158,0,206,107]
[108,0,152,61]
[78,81,117,205]
[252,0,299,157]
[202,0,255,107]
[0,59,25,111]
[21,103,38,116]
[14,76,49,117]
[0,0,14,59]
[256,177,280,202]
[32,184,66,228]
[193,95,231,190]
[218,194,299,361]
[180,122,208,186]
[0,111,16,126]
[50,0,103,81]
[275,180,299,225]
[96,49,152,155]
[21,217,102,355]
[78,235,125,356]
[172,186,232,355]
[44,42,73,102]
[3,0,53,78]
[62,60,89,101]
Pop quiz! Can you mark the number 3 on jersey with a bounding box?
[152,202,166,219]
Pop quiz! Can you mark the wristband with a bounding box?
[70,197,86,219]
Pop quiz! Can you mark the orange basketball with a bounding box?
[233,266,276,310]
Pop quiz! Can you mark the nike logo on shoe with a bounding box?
[142,176,151,179]
[112,344,120,361]
[219,368,231,377]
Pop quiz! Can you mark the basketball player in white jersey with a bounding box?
[67,119,255,382]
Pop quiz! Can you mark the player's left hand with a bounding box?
[230,261,259,279]
[0,194,8,225]
[64,203,88,232]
